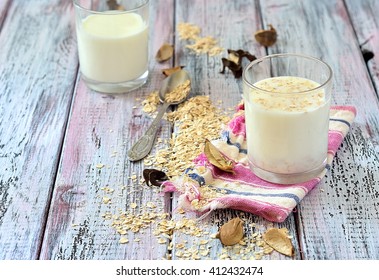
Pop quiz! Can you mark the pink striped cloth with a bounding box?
[163,104,357,222]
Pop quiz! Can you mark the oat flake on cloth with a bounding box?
[163,103,357,223]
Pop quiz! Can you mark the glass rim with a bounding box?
[242,53,333,95]
[73,0,149,14]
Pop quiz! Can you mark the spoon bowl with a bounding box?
[128,70,191,161]
[159,69,191,104]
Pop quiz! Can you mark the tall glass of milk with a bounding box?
[242,54,333,184]
[73,0,149,93]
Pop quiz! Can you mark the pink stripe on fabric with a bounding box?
[196,154,318,192]
[215,196,290,223]
[328,130,344,152]
[331,105,357,115]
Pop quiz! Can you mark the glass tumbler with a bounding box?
[73,0,149,93]
[242,53,333,184]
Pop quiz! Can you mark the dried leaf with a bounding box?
[162,66,185,77]
[156,43,174,62]
[143,169,168,186]
[204,139,234,173]
[262,228,294,257]
[216,217,244,246]
[254,24,277,47]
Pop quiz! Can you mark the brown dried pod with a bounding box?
[254,24,277,47]
[220,58,242,78]
[361,49,374,63]
[204,139,234,173]
[143,169,168,186]
[156,43,174,62]
[107,0,124,10]
[220,49,257,78]
[162,66,185,76]
[216,217,244,246]
[262,228,294,257]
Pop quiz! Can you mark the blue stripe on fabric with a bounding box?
[187,172,206,186]
[330,118,351,127]
[216,187,301,204]
[221,131,247,154]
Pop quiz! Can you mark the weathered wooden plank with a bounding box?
[169,0,300,260]
[0,0,78,259]
[0,0,10,29]
[345,0,379,98]
[40,0,176,260]
[260,0,379,259]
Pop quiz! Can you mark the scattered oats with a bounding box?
[186,36,223,56]
[176,243,185,249]
[146,202,157,209]
[178,22,223,56]
[134,238,141,242]
[130,202,137,209]
[102,197,111,204]
[119,237,129,244]
[117,229,127,235]
[158,238,167,244]
[210,233,218,239]
[96,163,105,169]
[178,22,201,40]
[199,239,209,245]
[200,249,210,257]
[71,223,78,227]
[142,91,160,114]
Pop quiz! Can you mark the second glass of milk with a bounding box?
[73,0,149,93]
[242,53,333,184]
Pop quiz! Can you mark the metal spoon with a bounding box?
[128,70,191,161]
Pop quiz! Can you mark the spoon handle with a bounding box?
[128,102,171,161]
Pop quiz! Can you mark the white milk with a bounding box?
[76,12,148,83]
[244,76,330,175]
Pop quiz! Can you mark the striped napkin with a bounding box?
[163,103,356,223]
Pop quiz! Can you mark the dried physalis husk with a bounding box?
[204,139,234,173]
[162,66,184,77]
[156,43,174,62]
[254,24,277,47]
[216,217,244,246]
[143,169,168,186]
[262,228,294,257]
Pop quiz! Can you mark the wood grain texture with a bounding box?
[345,0,379,106]
[40,0,175,260]
[0,0,78,259]
[0,0,378,261]
[170,0,300,260]
[260,0,379,259]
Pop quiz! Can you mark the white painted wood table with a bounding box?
[0,0,378,260]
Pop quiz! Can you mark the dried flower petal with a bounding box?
[216,217,244,246]
[204,139,234,173]
[262,228,294,257]
[156,43,174,62]
[254,24,277,47]
[143,169,168,186]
